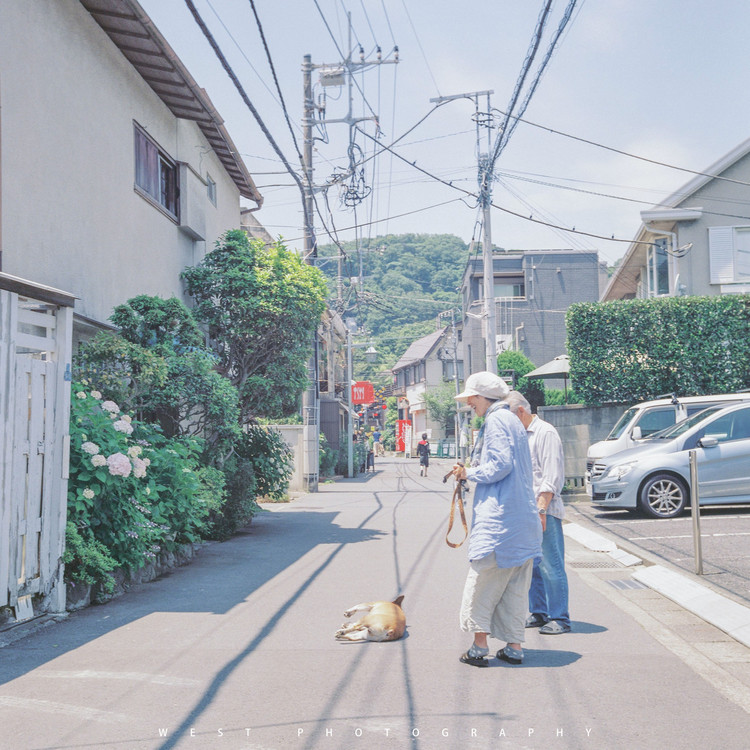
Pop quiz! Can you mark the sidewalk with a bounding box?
[2,456,750,749]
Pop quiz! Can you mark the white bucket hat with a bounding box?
[455,371,509,401]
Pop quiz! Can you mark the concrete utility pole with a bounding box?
[430,91,497,373]
[300,17,397,490]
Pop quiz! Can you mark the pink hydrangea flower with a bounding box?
[106,452,132,477]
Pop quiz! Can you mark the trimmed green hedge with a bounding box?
[567,295,750,404]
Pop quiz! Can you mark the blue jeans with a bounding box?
[529,515,570,627]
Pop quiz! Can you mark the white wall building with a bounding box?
[0,0,263,340]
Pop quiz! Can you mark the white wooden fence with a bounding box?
[0,273,74,620]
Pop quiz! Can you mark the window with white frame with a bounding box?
[134,123,179,219]
[207,174,217,206]
[709,226,750,284]
[647,237,670,296]
[493,275,526,299]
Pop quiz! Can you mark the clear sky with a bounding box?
[139,0,750,266]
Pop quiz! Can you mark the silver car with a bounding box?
[590,402,750,518]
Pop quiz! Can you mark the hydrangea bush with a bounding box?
[67,383,215,579]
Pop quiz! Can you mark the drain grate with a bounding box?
[607,579,648,590]
[570,560,622,569]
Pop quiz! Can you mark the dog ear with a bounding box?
[392,594,404,608]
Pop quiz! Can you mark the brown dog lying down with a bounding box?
[334,595,406,642]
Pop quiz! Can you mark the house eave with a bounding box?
[80,0,263,206]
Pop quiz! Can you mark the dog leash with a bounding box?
[443,467,468,548]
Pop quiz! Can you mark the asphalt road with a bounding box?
[567,496,750,606]
[3,457,750,749]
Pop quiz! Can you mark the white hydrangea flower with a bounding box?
[113,419,134,435]
[101,400,120,414]
[83,488,95,500]
[81,441,100,455]
[90,390,102,400]
[76,391,87,399]
[91,454,107,468]
[127,445,142,458]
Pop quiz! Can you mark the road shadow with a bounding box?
[0,507,385,687]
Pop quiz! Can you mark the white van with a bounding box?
[585,393,750,495]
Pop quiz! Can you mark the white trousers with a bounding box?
[459,554,534,644]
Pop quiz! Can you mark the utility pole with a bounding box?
[301,54,320,493]
[430,91,497,373]
[300,17,397,490]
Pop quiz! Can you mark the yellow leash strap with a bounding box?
[446,480,468,548]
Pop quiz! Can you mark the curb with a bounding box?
[564,521,750,649]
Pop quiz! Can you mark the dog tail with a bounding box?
[392,594,405,608]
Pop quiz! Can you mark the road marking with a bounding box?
[630,532,750,541]
[0,695,127,722]
[40,670,200,686]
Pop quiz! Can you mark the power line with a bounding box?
[493,107,750,189]
[355,124,658,247]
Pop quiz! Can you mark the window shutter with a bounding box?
[708,226,735,284]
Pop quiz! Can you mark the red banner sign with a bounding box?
[351,381,375,405]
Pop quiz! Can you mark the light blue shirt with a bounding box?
[465,402,542,568]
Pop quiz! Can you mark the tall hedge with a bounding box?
[567,295,750,404]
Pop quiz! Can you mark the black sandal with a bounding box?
[460,650,488,668]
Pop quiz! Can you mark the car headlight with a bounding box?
[603,462,637,481]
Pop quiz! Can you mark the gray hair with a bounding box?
[505,390,531,414]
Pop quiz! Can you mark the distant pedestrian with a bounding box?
[373,428,383,457]
[506,390,571,635]
[417,433,430,477]
[366,433,375,472]
[452,372,542,667]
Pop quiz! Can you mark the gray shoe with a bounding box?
[539,620,571,635]
[525,613,547,628]
[496,646,523,664]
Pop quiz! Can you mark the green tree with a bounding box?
[182,230,328,421]
[497,350,545,411]
[424,382,459,435]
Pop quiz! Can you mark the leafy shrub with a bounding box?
[75,327,241,465]
[204,425,293,539]
[319,433,338,477]
[567,295,750,404]
[238,424,294,501]
[68,384,213,571]
[63,522,117,592]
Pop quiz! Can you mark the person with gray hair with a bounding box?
[451,372,542,667]
[505,390,571,634]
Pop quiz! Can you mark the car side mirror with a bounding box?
[699,436,719,448]
[631,426,642,440]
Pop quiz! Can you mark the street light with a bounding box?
[346,330,378,478]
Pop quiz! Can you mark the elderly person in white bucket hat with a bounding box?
[451,371,542,667]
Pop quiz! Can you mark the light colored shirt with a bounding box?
[465,402,542,568]
[526,415,566,520]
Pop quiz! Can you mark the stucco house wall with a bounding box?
[0,0,259,330]
[603,138,750,301]
[460,250,605,374]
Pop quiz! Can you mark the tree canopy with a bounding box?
[182,230,328,420]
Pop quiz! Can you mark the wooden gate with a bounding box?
[0,275,74,619]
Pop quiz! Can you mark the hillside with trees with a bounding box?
[317,233,470,379]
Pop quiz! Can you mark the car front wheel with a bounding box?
[639,473,689,518]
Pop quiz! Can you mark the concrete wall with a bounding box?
[538,403,627,488]
[0,0,243,326]
[267,425,305,494]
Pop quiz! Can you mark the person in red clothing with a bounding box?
[417,433,430,477]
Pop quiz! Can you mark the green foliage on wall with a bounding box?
[567,295,750,404]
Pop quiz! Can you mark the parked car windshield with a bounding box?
[606,408,638,440]
[648,406,723,440]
